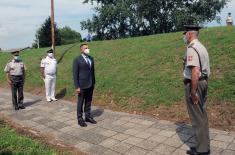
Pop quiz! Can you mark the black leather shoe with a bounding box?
[85,117,97,124]
[78,118,87,127]
[186,149,210,155]
[190,147,196,151]
[19,105,26,109]
[15,106,19,110]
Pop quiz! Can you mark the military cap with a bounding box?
[183,25,202,34]
[11,50,20,55]
[46,49,54,53]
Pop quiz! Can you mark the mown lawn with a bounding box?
[0,119,71,155]
[0,26,234,110]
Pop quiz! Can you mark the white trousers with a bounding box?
[44,75,56,101]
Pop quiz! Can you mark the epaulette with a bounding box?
[188,43,195,48]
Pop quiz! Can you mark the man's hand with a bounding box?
[191,92,199,105]
[40,68,45,79]
[42,74,45,79]
[76,88,81,94]
[190,66,200,105]
[7,79,12,85]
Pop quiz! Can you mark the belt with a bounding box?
[10,75,23,77]
[46,73,56,76]
[184,77,208,85]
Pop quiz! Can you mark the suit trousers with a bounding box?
[185,80,210,152]
[10,76,24,108]
[77,86,94,119]
[44,74,56,101]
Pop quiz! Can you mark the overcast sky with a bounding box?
[0,0,234,50]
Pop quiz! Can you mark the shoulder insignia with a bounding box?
[188,56,193,61]
[188,43,195,48]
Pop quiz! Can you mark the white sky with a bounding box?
[0,0,234,50]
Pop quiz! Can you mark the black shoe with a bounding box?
[78,118,87,127]
[85,117,97,124]
[19,105,26,109]
[187,147,196,154]
[15,106,19,110]
[186,149,210,155]
[190,147,196,151]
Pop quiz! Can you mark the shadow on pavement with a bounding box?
[91,108,104,118]
[56,88,67,100]
[175,123,195,150]
[24,99,42,107]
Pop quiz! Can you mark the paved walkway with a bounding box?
[0,88,234,155]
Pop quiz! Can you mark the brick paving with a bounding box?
[0,88,234,155]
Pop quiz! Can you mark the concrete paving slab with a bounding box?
[0,88,234,155]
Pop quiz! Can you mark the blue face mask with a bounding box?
[14,56,21,61]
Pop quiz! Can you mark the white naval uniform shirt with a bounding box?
[40,56,57,75]
[183,39,210,80]
[227,16,233,23]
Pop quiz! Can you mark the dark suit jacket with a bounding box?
[73,55,95,89]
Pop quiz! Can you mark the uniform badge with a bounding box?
[188,56,193,61]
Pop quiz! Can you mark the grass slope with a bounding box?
[0,120,70,154]
[0,26,234,110]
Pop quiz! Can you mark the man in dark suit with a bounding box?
[73,43,96,127]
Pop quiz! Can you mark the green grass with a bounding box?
[0,120,70,155]
[0,26,235,110]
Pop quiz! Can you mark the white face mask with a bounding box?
[48,53,54,58]
[183,35,188,44]
[84,49,90,54]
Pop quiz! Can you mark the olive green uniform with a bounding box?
[183,39,210,153]
[4,59,26,109]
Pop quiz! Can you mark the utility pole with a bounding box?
[37,35,40,49]
[51,0,55,54]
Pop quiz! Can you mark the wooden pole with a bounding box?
[51,0,55,54]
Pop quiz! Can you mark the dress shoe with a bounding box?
[85,117,97,124]
[19,105,26,109]
[78,118,87,127]
[186,148,210,155]
[51,98,58,101]
[15,106,19,110]
[190,147,196,151]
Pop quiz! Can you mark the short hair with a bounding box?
[189,30,199,37]
[11,51,20,55]
[80,43,88,49]
[47,49,53,53]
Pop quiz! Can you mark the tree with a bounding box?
[59,26,82,45]
[81,0,230,40]
[33,17,61,48]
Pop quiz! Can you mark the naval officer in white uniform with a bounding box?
[40,49,58,102]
